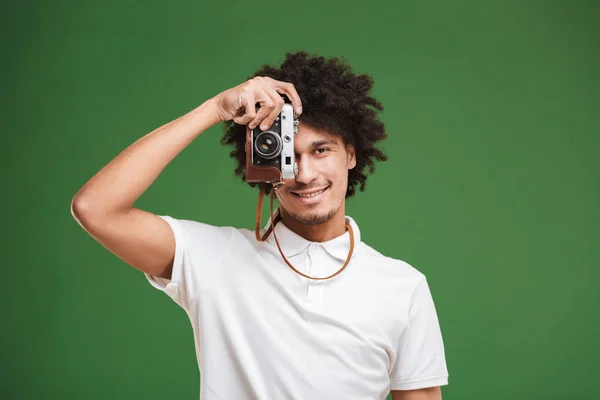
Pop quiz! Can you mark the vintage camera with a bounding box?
[245,103,299,183]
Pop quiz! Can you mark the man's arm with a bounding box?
[71,77,302,279]
[391,386,442,400]
[70,99,221,279]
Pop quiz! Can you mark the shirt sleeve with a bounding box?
[389,275,449,391]
[144,215,231,312]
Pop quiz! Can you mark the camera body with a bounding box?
[245,103,298,183]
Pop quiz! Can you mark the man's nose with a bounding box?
[295,156,318,184]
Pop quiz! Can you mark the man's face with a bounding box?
[275,123,356,225]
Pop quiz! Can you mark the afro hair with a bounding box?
[220,51,387,198]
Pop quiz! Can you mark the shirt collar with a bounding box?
[263,208,361,261]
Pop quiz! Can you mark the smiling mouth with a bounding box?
[292,186,329,198]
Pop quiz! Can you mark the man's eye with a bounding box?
[315,148,329,154]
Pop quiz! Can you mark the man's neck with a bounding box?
[278,205,347,243]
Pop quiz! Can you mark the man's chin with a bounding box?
[285,208,337,226]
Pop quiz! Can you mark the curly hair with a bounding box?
[220,51,388,198]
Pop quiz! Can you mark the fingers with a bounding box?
[234,89,257,126]
[264,77,303,115]
[247,82,278,130]
[255,80,285,131]
[236,76,302,131]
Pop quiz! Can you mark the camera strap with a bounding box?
[255,183,354,281]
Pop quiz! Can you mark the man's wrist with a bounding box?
[190,97,223,128]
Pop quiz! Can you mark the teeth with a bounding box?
[297,189,325,198]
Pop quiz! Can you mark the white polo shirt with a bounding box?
[145,212,449,399]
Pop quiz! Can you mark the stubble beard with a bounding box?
[276,181,343,226]
[285,205,339,226]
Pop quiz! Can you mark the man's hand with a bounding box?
[213,76,302,131]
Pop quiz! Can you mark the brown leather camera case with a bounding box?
[245,126,283,183]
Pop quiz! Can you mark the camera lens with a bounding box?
[255,131,283,159]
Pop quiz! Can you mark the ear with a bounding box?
[346,144,357,170]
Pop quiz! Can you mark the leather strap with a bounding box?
[255,184,354,281]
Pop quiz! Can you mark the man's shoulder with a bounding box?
[160,215,248,241]
[358,241,425,281]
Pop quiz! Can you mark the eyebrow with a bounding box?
[310,139,338,148]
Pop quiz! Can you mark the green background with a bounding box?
[3,0,599,399]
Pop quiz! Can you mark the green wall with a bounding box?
[3,1,598,399]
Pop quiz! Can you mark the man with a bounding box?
[71,51,449,400]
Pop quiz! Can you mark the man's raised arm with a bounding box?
[70,77,302,280]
